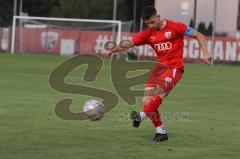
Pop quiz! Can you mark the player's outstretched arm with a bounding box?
[192,31,213,64]
[105,40,134,56]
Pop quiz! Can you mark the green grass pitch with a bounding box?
[0,53,240,159]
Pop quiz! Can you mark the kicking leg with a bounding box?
[130,86,168,141]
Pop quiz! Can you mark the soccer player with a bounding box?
[106,6,212,141]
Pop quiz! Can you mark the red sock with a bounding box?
[143,96,163,128]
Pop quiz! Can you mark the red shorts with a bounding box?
[145,64,184,95]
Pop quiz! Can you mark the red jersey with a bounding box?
[132,20,187,69]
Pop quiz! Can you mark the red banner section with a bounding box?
[14,28,240,62]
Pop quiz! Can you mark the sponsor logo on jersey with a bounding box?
[154,42,172,51]
[165,32,172,39]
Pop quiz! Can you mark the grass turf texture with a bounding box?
[0,53,240,159]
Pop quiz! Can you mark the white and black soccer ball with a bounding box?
[83,100,106,121]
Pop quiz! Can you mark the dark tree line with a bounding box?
[189,19,213,36]
[0,0,154,31]
[0,0,14,26]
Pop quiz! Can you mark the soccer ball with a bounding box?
[83,100,106,121]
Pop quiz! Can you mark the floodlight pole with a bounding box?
[140,18,143,32]
[112,0,117,40]
[133,0,137,32]
[113,0,117,21]
[19,0,23,15]
[112,0,120,59]
[193,0,197,28]
[211,0,217,65]
[19,0,23,52]
[13,0,17,16]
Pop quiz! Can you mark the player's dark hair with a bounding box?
[142,6,157,20]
